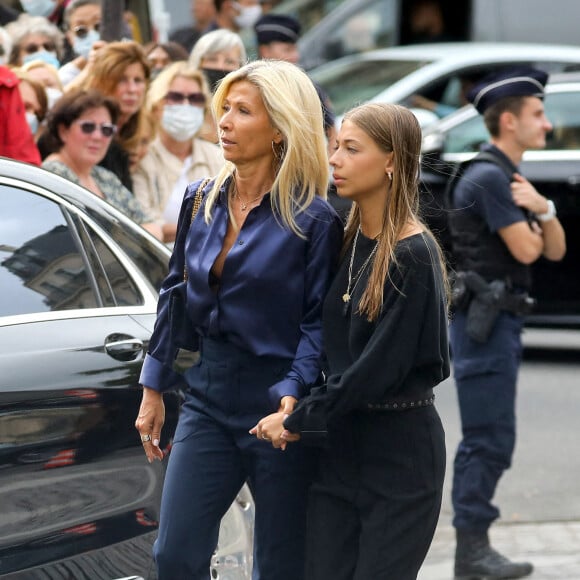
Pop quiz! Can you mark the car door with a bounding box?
[0,182,178,578]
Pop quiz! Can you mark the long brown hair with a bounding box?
[83,41,150,149]
[342,103,448,320]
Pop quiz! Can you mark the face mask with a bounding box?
[72,29,100,59]
[26,112,39,136]
[20,0,55,17]
[23,50,60,70]
[202,68,230,93]
[45,86,63,109]
[233,3,262,29]
[162,104,204,142]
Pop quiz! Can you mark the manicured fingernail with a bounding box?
[153,439,159,447]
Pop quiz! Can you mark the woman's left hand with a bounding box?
[250,396,301,450]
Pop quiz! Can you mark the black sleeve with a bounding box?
[284,245,449,440]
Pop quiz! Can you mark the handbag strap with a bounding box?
[184,177,211,281]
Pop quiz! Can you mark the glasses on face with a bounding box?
[23,41,57,54]
[165,91,206,106]
[75,120,117,138]
[73,23,100,39]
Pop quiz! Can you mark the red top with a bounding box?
[0,66,41,166]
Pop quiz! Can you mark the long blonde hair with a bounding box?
[343,103,448,320]
[203,60,329,236]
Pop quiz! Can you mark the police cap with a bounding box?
[255,14,301,45]
[467,66,549,115]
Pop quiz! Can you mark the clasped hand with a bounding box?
[249,395,301,450]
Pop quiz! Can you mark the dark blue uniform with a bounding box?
[449,144,529,532]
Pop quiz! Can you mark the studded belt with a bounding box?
[366,395,435,412]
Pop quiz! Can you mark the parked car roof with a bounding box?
[311,42,580,124]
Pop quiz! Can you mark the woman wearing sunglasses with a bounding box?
[42,88,163,240]
[5,13,63,68]
[58,0,104,88]
[133,61,224,243]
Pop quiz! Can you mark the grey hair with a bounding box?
[6,14,64,64]
[64,0,102,27]
[189,29,246,69]
[0,26,12,59]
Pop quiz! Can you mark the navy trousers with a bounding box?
[154,338,317,580]
[450,310,524,531]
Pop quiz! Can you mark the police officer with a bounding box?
[448,67,566,579]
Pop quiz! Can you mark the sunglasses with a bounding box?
[73,23,101,39]
[23,41,57,54]
[75,120,117,138]
[165,91,206,106]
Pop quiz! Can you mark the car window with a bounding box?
[273,0,340,33]
[444,115,489,154]
[442,89,580,154]
[321,0,397,64]
[544,91,580,150]
[84,225,143,307]
[0,186,98,316]
[81,206,169,292]
[313,57,429,117]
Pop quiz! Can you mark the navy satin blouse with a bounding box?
[139,177,344,408]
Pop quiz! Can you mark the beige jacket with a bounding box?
[132,137,224,224]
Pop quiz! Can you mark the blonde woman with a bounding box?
[135,60,343,579]
[132,61,223,243]
[253,103,450,580]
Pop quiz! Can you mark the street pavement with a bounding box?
[418,345,580,580]
[419,519,580,579]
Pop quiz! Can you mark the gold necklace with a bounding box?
[232,180,265,212]
[342,227,379,306]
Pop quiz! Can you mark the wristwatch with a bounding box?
[536,199,556,222]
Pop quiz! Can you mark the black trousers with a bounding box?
[305,405,446,580]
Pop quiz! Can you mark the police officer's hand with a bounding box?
[511,173,550,215]
[135,386,165,463]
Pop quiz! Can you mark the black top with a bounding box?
[450,143,531,289]
[284,231,450,440]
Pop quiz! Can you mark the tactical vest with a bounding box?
[445,151,532,290]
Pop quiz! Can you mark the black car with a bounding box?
[0,159,253,579]
[420,73,580,333]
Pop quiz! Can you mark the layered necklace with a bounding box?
[342,227,379,311]
[232,180,265,212]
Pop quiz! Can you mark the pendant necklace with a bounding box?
[232,180,264,212]
[342,227,379,312]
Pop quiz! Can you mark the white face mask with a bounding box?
[72,29,100,59]
[233,3,262,29]
[161,104,204,142]
[21,0,55,17]
[26,112,39,136]
[45,86,63,110]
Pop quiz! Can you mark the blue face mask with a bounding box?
[20,0,55,17]
[72,29,100,59]
[26,112,39,137]
[23,50,60,69]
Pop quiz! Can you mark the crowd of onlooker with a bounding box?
[0,0,337,243]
